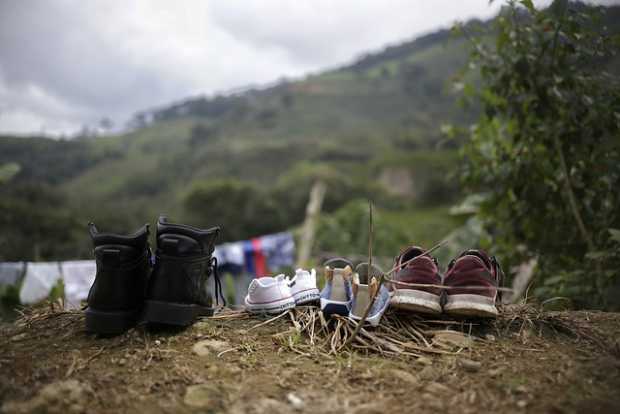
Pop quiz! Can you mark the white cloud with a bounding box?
[0,0,578,136]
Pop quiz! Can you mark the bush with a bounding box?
[315,200,411,259]
[183,179,285,242]
[461,0,620,308]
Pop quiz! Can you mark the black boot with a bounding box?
[143,216,224,326]
[85,223,151,335]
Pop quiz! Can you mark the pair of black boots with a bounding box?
[85,215,224,335]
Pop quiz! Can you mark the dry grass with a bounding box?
[241,303,619,360]
[7,301,616,361]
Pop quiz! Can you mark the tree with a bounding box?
[461,0,620,307]
[183,179,285,242]
[0,183,83,261]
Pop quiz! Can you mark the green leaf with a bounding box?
[609,228,620,243]
[585,251,607,260]
[544,275,565,286]
[519,0,535,13]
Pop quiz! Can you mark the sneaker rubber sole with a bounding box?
[85,307,139,335]
[390,289,442,315]
[245,296,296,315]
[292,288,320,305]
[443,294,498,318]
[142,300,214,326]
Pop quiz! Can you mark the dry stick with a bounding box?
[248,310,291,331]
[345,240,448,348]
[207,309,250,320]
[368,200,373,275]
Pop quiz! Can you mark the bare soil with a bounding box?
[1,305,619,414]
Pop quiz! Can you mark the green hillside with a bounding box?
[64,27,472,252]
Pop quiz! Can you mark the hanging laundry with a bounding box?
[214,241,244,276]
[252,238,268,277]
[19,262,63,304]
[242,232,294,277]
[244,239,269,277]
[0,262,24,286]
[261,232,295,270]
[61,260,96,309]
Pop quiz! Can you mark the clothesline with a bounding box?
[0,231,295,307]
[215,231,294,277]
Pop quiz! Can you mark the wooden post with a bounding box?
[296,181,326,267]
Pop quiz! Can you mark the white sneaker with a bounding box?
[288,268,320,305]
[244,275,296,314]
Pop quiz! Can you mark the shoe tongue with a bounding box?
[159,234,202,255]
[460,249,491,268]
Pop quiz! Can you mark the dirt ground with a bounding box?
[1,305,619,414]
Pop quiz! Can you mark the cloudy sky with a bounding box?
[0,0,610,136]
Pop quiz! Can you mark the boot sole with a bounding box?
[444,294,498,318]
[142,300,214,326]
[85,307,138,335]
[390,289,442,315]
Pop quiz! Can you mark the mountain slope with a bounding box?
[61,27,473,229]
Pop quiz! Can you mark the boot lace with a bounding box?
[155,251,226,307]
[211,257,226,307]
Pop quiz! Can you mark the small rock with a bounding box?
[184,384,220,409]
[487,367,504,378]
[154,340,161,346]
[2,380,92,414]
[118,358,127,366]
[485,334,496,341]
[459,358,481,372]
[192,339,230,357]
[11,333,27,342]
[433,330,474,349]
[228,365,242,375]
[416,356,433,366]
[517,400,528,408]
[286,392,304,410]
[515,385,528,394]
[425,382,450,395]
[388,369,418,385]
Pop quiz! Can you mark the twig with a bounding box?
[248,310,291,331]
